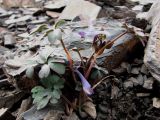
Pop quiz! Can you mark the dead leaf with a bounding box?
[82,100,97,119]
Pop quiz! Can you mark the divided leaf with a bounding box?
[37,96,51,110]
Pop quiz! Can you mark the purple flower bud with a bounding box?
[75,70,93,95]
[78,32,86,38]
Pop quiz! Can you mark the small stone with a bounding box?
[121,62,131,73]
[97,113,107,119]
[134,59,143,65]
[4,33,16,46]
[136,93,150,97]
[79,111,88,118]
[136,74,144,86]
[123,81,133,89]
[111,86,119,99]
[128,77,139,86]
[98,104,108,114]
[153,98,160,108]
[143,77,154,89]
[112,67,126,74]
[131,67,140,75]
[140,64,149,75]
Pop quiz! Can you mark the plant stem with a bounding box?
[60,39,77,82]
[85,31,127,79]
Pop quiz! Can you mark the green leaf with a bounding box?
[50,98,58,104]
[52,90,61,99]
[26,66,34,79]
[39,64,50,79]
[90,70,103,80]
[55,20,66,29]
[47,29,62,44]
[48,62,65,74]
[31,86,45,93]
[37,96,51,110]
[30,24,48,35]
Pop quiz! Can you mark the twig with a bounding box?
[92,75,115,89]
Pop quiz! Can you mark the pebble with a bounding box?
[98,104,108,114]
[131,67,140,75]
[140,64,149,75]
[123,81,133,89]
[136,74,144,86]
[143,77,154,89]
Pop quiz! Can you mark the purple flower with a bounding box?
[78,31,86,38]
[75,70,93,95]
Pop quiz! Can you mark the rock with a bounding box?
[16,97,32,120]
[123,81,133,89]
[112,67,126,74]
[140,64,149,75]
[3,0,35,8]
[44,0,66,10]
[131,67,140,75]
[153,98,160,108]
[59,0,101,20]
[5,15,32,25]
[46,11,60,19]
[144,1,160,82]
[98,104,108,114]
[136,93,150,97]
[128,77,139,86]
[111,86,120,99]
[121,62,131,73]
[0,90,25,109]
[4,33,16,46]
[23,105,64,120]
[143,77,154,89]
[136,74,144,86]
[0,108,15,120]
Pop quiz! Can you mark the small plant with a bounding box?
[31,75,64,110]
[25,20,145,118]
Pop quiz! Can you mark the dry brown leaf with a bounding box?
[82,101,97,119]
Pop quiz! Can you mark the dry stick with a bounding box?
[92,75,115,89]
[85,31,127,79]
[60,39,77,82]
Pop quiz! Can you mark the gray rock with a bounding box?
[136,74,144,86]
[123,81,133,89]
[140,64,149,75]
[144,1,160,82]
[128,77,139,86]
[131,67,140,75]
[4,33,16,46]
[143,77,154,89]
[98,104,108,114]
